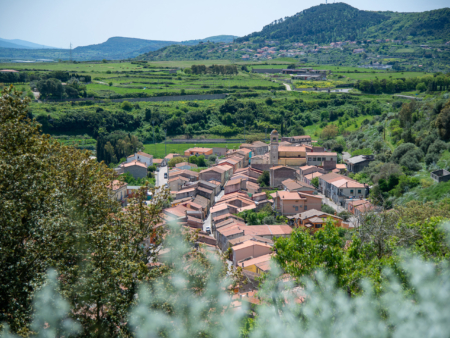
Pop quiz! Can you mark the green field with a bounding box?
[342,71,430,80]
[143,143,242,158]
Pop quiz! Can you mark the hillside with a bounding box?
[0,37,57,49]
[236,3,450,44]
[0,35,237,61]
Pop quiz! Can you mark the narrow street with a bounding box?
[202,190,224,235]
[317,192,358,228]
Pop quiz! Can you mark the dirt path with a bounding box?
[32,91,40,100]
[283,83,292,91]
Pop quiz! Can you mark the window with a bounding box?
[294,206,298,211]
[358,189,361,194]
[313,157,316,161]
[315,224,322,228]
[304,205,307,210]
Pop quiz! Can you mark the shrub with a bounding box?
[321,204,336,214]
[121,101,133,111]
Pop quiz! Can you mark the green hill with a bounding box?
[0,35,238,61]
[236,3,450,44]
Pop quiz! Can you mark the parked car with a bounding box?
[205,226,211,234]
[164,173,168,179]
[156,167,160,172]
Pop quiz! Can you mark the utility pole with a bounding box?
[164,129,167,157]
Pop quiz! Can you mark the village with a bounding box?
[107,129,376,305]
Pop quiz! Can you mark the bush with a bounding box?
[416,82,427,92]
[321,204,336,214]
[121,101,133,111]
[257,171,270,187]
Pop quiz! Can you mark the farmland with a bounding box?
[143,143,242,158]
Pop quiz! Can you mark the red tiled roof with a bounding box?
[121,160,147,168]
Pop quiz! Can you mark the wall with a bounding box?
[199,171,224,185]
[270,167,297,187]
[124,165,147,179]
[233,244,272,266]
[251,163,278,172]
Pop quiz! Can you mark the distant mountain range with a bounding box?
[236,3,450,44]
[0,35,238,61]
[0,38,57,49]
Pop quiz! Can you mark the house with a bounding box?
[319,173,368,207]
[298,165,326,180]
[303,172,323,186]
[107,180,127,202]
[152,158,163,167]
[219,158,240,172]
[168,176,190,191]
[216,224,291,253]
[269,166,297,187]
[225,178,245,195]
[305,152,337,170]
[240,254,272,274]
[120,160,147,179]
[281,135,312,145]
[346,199,375,216]
[232,240,273,266]
[170,187,196,201]
[287,209,347,232]
[170,169,199,182]
[430,169,450,183]
[353,48,365,54]
[277,146,307,166]
[240,141,269,156]
[127,151,153,167]
[282,179,315,194]
[199,167,226,186]
[184,147,213,157]
[272,191,322,216]
[175,162,198,170]
[346,155,375,173]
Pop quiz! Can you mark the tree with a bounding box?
[168,156,185,167]
[36,78,64,98]
[0,86,169,333]
[436,100,450,140]
[311,177,319,188]
[257,170,270,187]
[416,82,427,92]
[321,124,338,139]
[197,155,206,167]
[189,155,198,164]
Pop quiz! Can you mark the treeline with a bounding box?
[355,74,450,94]
[189,64,238,75]
[36,108,142,137]
[0,70,91,84]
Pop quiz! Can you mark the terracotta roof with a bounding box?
[121,160,147,168]
[278,146,306,152]
[319,172,344,183]
[292,135,311,139]
[252,141,268,147]
[255,260,271,271]
[226,179,241,186]
[282,179,314,191]
[336,164,347,169]
[197,186,214,195]
[304,172,323,180]
[229,236,274,247]
[306,152,337,156]
[164,153,180,159]
[168,176,189,183]
[276,191,305,200]
[331,178,365,189]
[153,158,163,164]
[240,254,272,268]
[232,240,272,251]
[107,180,126,190]
[348,199,371,207]
[185,147,213,153]
[270,165,295,171]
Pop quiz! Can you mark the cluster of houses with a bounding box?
[107,131,378,302]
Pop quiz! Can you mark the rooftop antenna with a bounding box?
[69,43,73,63]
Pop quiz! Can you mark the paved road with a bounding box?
[202,190,224,235]
[283,83,292,91]
[318,192,358,228]
[342,152,351,162]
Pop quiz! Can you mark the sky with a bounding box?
[0,0,448,48]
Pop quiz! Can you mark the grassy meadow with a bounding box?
[143,143,242,158]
